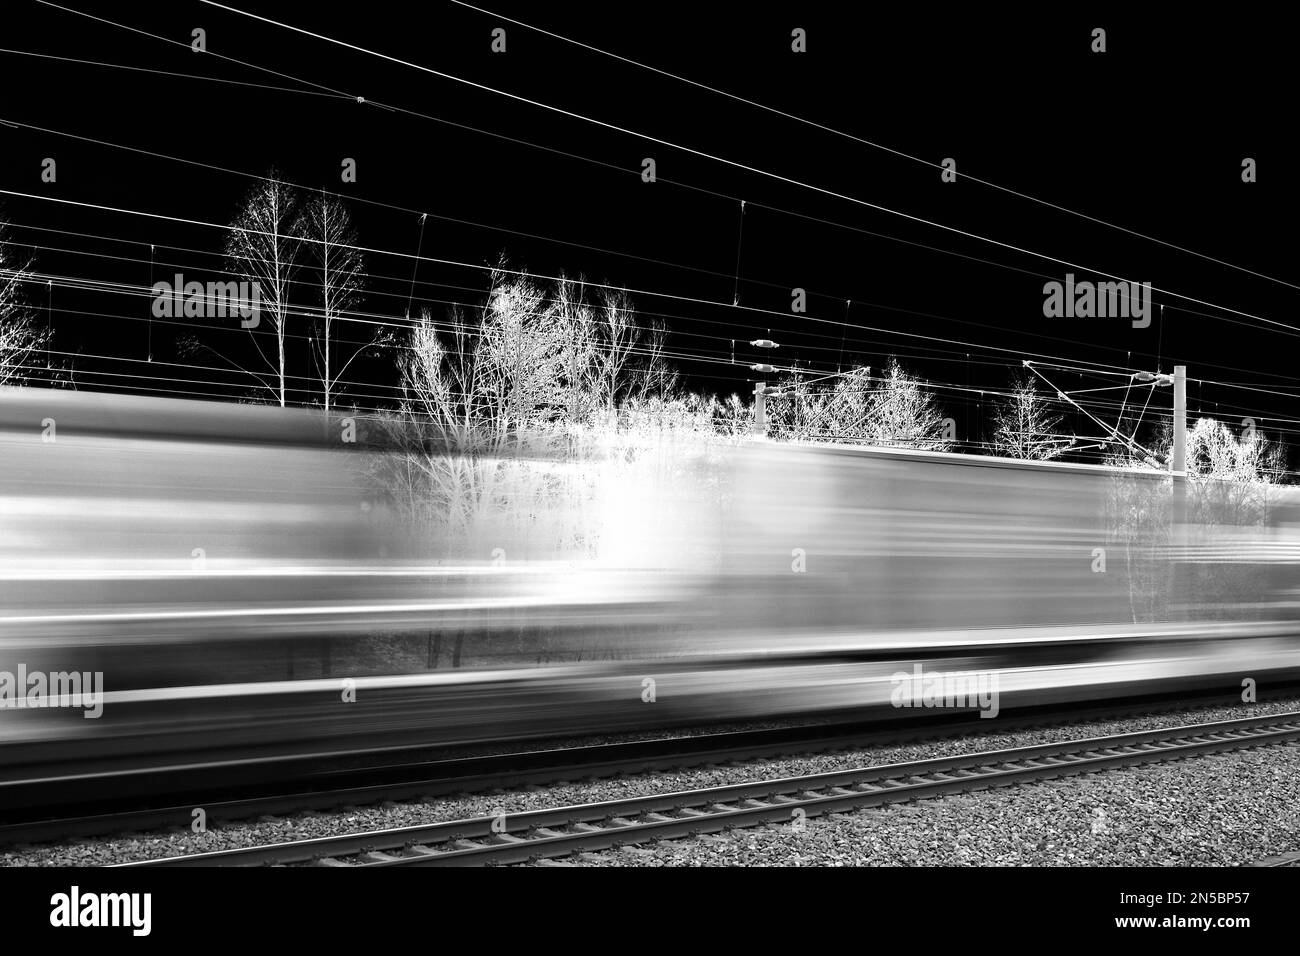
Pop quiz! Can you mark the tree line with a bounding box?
[0,175,1286,483]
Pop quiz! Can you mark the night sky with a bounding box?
[1,2,1294,458]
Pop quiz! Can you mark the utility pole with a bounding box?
[748,338,779,441]
[1171,365,1186,473]
[1171,365,1188,621]
[752,380,767,439]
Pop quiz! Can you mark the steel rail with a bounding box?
[128,710,1300,867]
[5,684,1278,845]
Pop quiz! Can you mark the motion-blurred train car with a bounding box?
[2,386,1298,776]
[712,438,1300,639]
[0,388,685,688]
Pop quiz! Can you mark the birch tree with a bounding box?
[300,191,374,414]
[223,173,303,406]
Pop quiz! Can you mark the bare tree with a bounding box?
[388,272,568,559]
[480,271,570,431]
[589,287,675,408]
[300,191,378,414]
[768,359,952,450]
[1182,417,1284,482]
[546,277,675,426]
[551,276,600,426]
[1108,416,1284,481]
[991,373,1074,460]
[767,368,838,442]
[860,359,952,449]
[0,218,47,387]
[223,172,304,406]
[714,392,753,438]
[810,366,876,441]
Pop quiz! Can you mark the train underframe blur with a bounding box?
[3,387,1300,778]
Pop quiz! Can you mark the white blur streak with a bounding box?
[2,389,1300,750]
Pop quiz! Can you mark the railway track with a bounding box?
[127,710,1300,867]
[3,685,1285,846]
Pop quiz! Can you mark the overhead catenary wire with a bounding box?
[11,93,1299,354]
[4,187,1194,382]
[1024,362,1166,464]
[447,1,1300,297]
[32,6,1300,361]
[0,46,353,100]
[12,250,1298,452]
[196,0,1300,339]
[9,279,1207,434]
[9,197,1300,441]
[12,9,1299,458]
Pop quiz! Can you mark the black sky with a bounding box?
[0,2,1294,457]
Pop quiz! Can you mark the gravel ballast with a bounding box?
[556,745,1300,866]
[5,697,1300,866]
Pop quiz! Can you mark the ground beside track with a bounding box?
[551,744,1300,867]
[5,696,1300,866]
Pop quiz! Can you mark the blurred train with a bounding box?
[2,386,1299,778]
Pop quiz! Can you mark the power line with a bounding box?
[35,1,355,101]
[0,46,351,99]
[449,0,1300,296]
[10,191,1300,402]
[3,187,1183,379]
[9,116,1171,364]
[37,4,1300,357]
[200,0,1300,337]
[13,55,1295,360]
